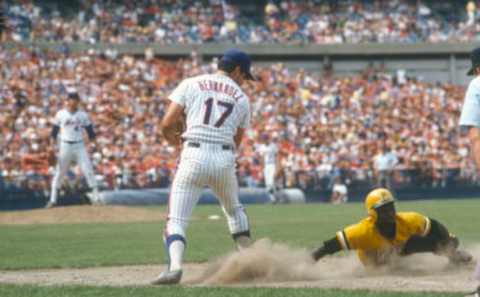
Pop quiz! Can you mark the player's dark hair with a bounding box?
[68,92,80,100]
[218,59,238,74]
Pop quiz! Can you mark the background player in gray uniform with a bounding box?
[459,47,480,297]
[373,146,398,191]
[259,136,280,203]
[47,92,99,208]
[151,49,256,285]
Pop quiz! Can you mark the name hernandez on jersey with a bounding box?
[53,109,92,142]
[169,73,250,146]
[197,80,244,101]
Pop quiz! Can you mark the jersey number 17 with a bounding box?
[203,97,234,128]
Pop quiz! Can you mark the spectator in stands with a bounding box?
[330,176,348,204]
[1,0,477,45]
[0,46,474,194]
[373,146,399,191]
[466,1,476,26]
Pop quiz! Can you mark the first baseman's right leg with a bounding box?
[164,159,204,272]
[211,165,251,249]
[49,144,72,205]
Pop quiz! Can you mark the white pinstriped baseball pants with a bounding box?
[165,142,249,238]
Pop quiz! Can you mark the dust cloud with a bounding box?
[190,238,360,285]
[189,238,480,285]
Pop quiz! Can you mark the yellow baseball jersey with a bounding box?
[336,212,431,266]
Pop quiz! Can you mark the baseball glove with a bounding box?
[173,120,185,135]
[47,148,56,166]
[173,113,186,136]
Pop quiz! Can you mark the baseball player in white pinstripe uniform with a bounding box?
[46,92,99,208]
[459,47,480,297]
[152,49,255,285]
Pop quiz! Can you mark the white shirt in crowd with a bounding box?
[374,151,398,171]
[333,183,348,196]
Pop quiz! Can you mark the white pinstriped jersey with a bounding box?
[169,73,250,146]
[53,109,92,142]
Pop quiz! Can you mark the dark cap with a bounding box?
[468,47,480,76]
[221,49,256,81]
[67,92,80,100]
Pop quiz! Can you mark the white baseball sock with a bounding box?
[49,187,58,203]
[168,241,185,271]
[92,187,100,203]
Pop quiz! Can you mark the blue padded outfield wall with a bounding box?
[1,184,480,211]
[98,188,305,206]
[0,187,306,211]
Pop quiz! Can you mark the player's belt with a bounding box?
[187,142,233,151]
[63,140,83,144]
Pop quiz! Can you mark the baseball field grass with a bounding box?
[0,284,463,297]
[0,199,479,296]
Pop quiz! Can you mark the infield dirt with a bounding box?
[0,205,165,225]
[0,238,478,292]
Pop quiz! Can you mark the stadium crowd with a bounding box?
[3,0,480,44]
[0,46,475,194]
